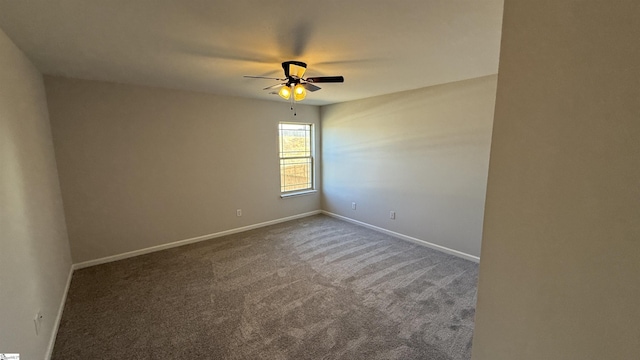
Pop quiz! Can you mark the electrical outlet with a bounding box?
[390,211,396,220]
[351,202,356,210]
[34,310,43,335]
[236,209,242,217]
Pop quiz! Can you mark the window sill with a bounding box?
[280,190,317,199]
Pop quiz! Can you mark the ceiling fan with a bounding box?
[244,61,344,102]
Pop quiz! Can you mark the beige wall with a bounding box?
[45,77,320,264]
[472,1,640,359]
[321,75,497,258]
[0,29,72,359]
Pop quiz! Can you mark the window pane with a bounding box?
[280,126,311,158]
[280,158,312,192]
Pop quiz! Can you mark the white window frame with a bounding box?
[278,122,316,197]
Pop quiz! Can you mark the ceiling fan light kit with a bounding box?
[278,86,292,100]
[293,84,306,101]
[245,61,344,108]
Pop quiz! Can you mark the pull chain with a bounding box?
[290,96,297,116]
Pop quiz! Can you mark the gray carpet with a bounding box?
[52,214,478,359]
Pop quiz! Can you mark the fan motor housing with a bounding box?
[282,60,307,79]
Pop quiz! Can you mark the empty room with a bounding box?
[1,1,638,359]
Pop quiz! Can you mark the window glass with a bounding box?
[279,123,313,193]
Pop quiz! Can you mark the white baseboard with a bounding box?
[46,264,73,359]
[73,210,322,270]
[321,211,480,263]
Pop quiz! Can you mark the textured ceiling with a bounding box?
[0,0,503,105]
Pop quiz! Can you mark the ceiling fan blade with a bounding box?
[263,83,285,90]
[244,75,286,81]
[302,83,321,92]
[305,76,344,83]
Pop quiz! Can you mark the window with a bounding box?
[279,122,314,194]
